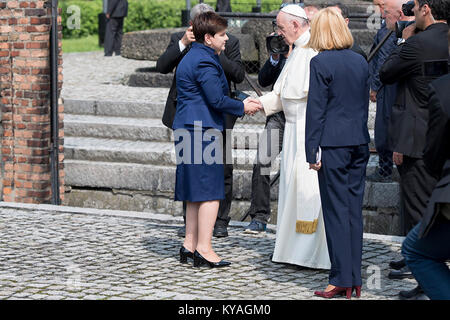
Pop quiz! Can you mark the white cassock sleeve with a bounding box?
[258,91,283,117]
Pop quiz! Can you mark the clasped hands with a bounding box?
[243,97,263,116]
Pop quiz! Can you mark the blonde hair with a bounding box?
[307,7,354,51]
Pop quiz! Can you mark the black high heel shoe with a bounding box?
[193,250,231,268]
[179,246,194,264]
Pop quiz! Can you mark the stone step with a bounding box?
[62,188,402,235]
[64,99,268,125]
[64,96,377,130]
[64,136,397,177]
[64,137,281,171]
[64,114,376,150]
[64,159,399,209]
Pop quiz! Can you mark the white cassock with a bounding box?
[259,31,331,269]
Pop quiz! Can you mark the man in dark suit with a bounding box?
[156,3,245,238]
[380,0,449,297]
[380,0,448,235]
[367,1,398,182]
[104,0,128,56]
[401,69,450,300]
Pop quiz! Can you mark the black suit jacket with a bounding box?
[257,55,287,89]
[379,23,449,158]
[419,74,450,238]
[107,0,128,18]
[156,32,245,129]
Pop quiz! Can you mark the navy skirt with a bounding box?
[174,126,224,202]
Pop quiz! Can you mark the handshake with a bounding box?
[243,97,263,116]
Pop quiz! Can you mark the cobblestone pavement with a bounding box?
[0,203,418,300]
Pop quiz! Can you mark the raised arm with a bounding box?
[156,33,186,74]
[379,36,420,85]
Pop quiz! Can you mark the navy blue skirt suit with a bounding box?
[305,49,371,288]
[173,42,244,202]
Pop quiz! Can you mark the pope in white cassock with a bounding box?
[258,5,331,269]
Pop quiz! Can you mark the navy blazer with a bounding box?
[305,49,370,164]
[368,22,397,92]
[172,42,244,131]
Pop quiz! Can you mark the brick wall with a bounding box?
[0,0,64,204]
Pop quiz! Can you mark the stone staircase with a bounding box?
[63,97,402,235]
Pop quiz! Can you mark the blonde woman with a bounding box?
[305,8,370,299]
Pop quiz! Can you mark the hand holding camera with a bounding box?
[181,26,196,47]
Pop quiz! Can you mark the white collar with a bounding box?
[294,30,310,48]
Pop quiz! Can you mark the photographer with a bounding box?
[380,0,449,299]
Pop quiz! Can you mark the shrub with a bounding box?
[60,0,283,39]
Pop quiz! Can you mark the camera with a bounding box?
[266,34,290,55]
[266,19,290,55]
[395,20,416,38]
[402,0,415,16]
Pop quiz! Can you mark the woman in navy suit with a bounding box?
[174,12,261,268]
[305,8,370,298]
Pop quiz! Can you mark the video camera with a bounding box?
[266,20,290,55]
[396,0,415,38]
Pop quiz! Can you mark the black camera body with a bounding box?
[266,34,290,55]
[402,0,415,16]
[396,20,416,38]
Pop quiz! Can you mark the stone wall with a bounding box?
[0,0,64,203]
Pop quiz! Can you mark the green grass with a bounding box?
[62,34,103,53]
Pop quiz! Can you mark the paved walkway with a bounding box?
[0,203,418,300]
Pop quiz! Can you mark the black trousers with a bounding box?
[397,156,438,235]
[104,17,124,56]
[182,114,238,228]
[374,86,395,177]
[248,112,285,224]
[318,145,370,287]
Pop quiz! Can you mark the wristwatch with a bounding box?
[397,38,406,45]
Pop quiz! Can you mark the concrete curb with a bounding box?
[0,202,405,244]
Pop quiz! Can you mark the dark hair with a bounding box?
[417,0,449,21]
[192,11,228,44]
[331,2,349,19]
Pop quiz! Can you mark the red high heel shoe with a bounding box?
[353,286,361,298]
[314,286,353,299]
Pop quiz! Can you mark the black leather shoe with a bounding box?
[399,285,429,300]
[388,266,414,279]
[389,258,406,270]
[213,225,228,238]
[193,250,231,268]
[177,226,186,238]
[179,246,194,264]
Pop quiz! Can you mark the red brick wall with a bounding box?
[0,0,64,204]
